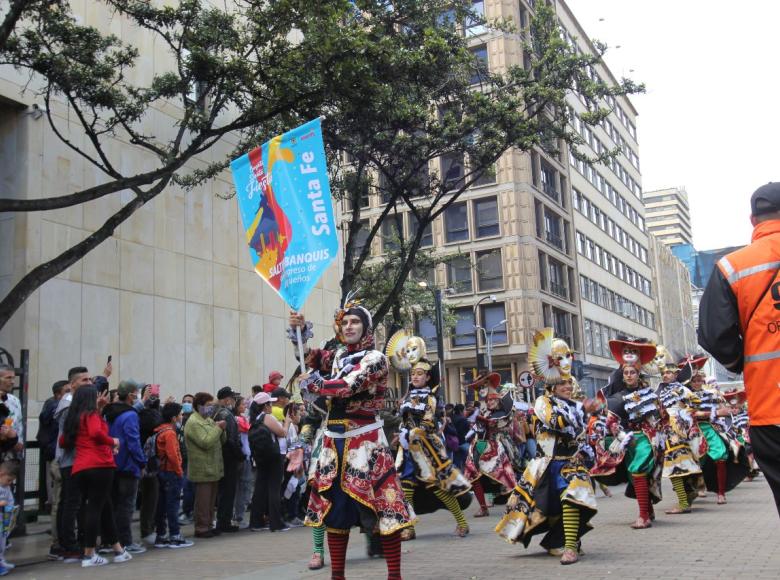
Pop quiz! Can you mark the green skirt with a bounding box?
[699,422,728,462]
[626,432,655,475]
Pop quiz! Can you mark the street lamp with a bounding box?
[486,319,507,373]
[473,294,497,375]
[418,281,448,401]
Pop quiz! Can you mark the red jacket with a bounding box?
[155,423,183,477]
[71,412,116,475]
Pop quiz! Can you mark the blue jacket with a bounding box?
[103,402,146,477]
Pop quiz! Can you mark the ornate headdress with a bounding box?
[530,328,574,381]
[334,289,373,346]
[608,337,656,370]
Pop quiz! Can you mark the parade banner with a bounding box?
[231,118,338,311]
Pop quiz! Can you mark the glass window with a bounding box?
[476,249,503,291]
[381,213,404,253]
[469,44,489,84]
[466,0,487,36]
[448,255,473,293]
[441,152,465,190]
[415,317,438,351]
[548,258,567,299]
[453,307,476,347]
[593,321,603,356]
[445,202,469,242]
[408,213,433,248]
[576,231,585,254]
[474,197,499,238]
[584,319,593,354]
[600,325,610,357]
[352,219,371,261]
[481,302,507,344]
[552,307,570,345]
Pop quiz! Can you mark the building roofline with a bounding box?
[556,0,639,117]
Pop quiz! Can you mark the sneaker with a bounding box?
[0,561,14,570]
[81,554,108,568]
[47,545,63,561]
[113,550,132,564]
[126,542,147,554]
[154,535,170,548]
[270,526,291,533]
[97,544,113,555]
[178,514,193,525]
[62,551,82,564]
[168,534,194,549]
[236,521,250,530]
[217,524,240,533]
[288,517,305,527]
[0,566,8,577]
[142,533,156,545]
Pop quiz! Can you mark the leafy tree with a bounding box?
[329,1,642,332]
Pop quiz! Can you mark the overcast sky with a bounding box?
[568,0,779,251]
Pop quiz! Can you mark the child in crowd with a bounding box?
[0,461,19,576]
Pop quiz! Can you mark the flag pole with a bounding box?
[296,326,306,374]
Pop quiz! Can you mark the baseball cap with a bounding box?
[750,182,780,216]
[269,370,284,381]
[217,386,240,400]
[253,392,277,406]
[271,387,291,399]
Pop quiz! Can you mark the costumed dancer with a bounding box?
[655,356,702,514]
[725,389,760,480]
[496,329,601,565]
[463,373,517,517]
[686,367,748,504]
[288,298,414,580]
[397,354,472,539]
[591,338,664,529]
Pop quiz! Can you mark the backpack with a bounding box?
[248,413,279,459]
[143,430,162,476]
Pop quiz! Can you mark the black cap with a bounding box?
[217,386,240,400]
[751,182,780,216]
[271,387,291,399]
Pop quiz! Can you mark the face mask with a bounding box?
[200,405,215,417]
[182,402,193,414]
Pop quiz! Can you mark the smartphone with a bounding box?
[150,384,160,397]
[107,355,112,364]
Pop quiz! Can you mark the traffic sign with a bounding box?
[518,370,534,389]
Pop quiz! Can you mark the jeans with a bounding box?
[74,468,118,549]
[156,471,183,537]
[49,460,62,544]
[139,475,159,538]
[454,442,470,470]
[57,466,82,552]
[112,473,139,547]
[216,458,239,529]
[234,458,254,522]
[250,453,284,530]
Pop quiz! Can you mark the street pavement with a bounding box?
[5,477,779,579]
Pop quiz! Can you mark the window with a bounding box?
[584,319,593,354]
[538,250,548,291]
[473,197,499,238]
[352,219,371,261]
[453,307,476,347]
[445,202,469,242]
[448,255,473,293]
[381,213,404,253]
[544,209,562,249]
[540,162,558,201]
[469,44,489,84]
[441,152,465,190]
[466,0,487,36]
[552,307,571,346]
[576,231,585,254]
[415,317,438,351]
[481,302,507,344]
[593,320,602,356]
[580,275,590,301]
[548,258,567,299]
[408,213,433,247]
[476,249,503,291]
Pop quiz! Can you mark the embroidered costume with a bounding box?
[464,373,517,517]
[397,355,471,539]
[291,299,412,580]
[496,329,599,565]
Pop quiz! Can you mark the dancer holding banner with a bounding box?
[288,303,414,580]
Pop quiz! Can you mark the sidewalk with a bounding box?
[4,477,779,579]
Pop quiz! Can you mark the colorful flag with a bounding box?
[231,118,338,310]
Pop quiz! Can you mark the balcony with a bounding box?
[545,230,563,250]
[550,282,568,300]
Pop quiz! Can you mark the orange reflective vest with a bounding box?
[717,219,780,425]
